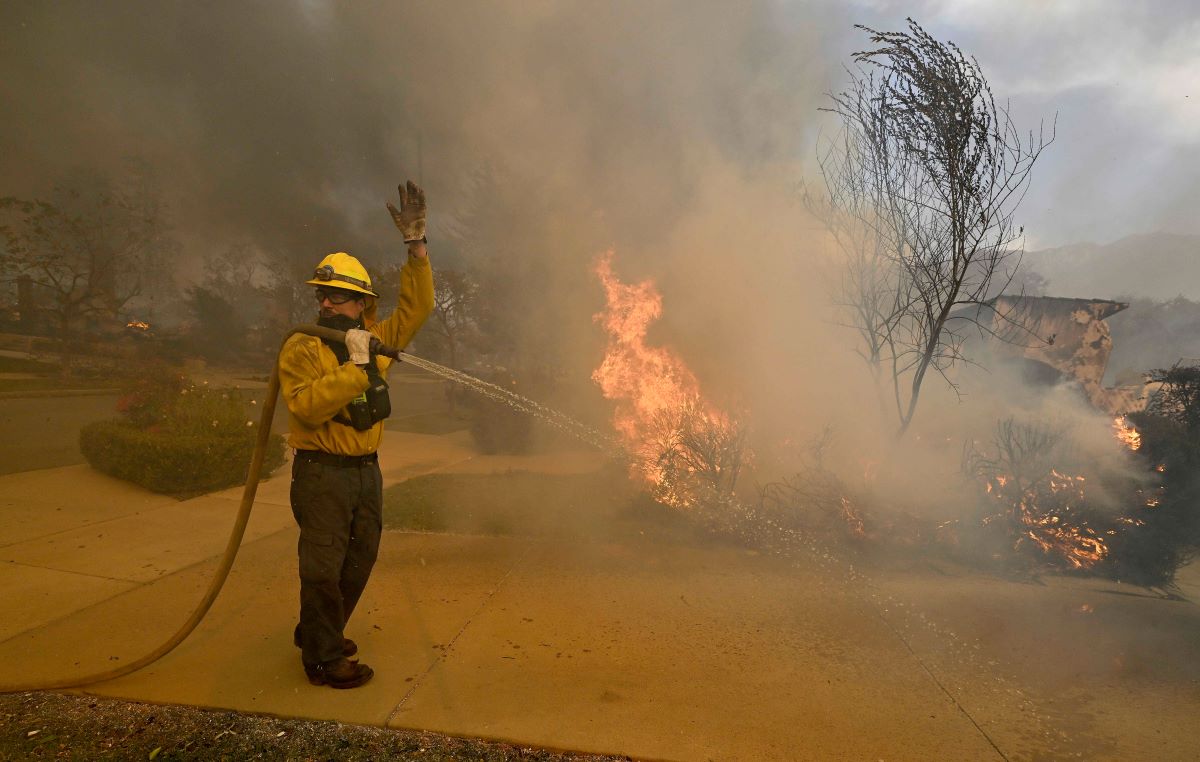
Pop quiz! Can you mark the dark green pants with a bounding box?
[290,453,383,665]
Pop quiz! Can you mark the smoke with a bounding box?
[0,1,1169,531]
[2,0,838,347]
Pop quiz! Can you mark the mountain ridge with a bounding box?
[1021,232,1200,301]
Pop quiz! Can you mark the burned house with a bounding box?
[977,295,1153,415]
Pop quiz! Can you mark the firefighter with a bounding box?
[277,181,434,688]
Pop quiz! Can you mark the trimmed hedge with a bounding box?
[80,419,286,497]
[79,369,288,497]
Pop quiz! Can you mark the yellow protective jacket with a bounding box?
[278,255,434,456]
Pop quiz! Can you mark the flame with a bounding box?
[1113,416,1141,451]
[592,252,741,508]
[839,496,867,539]
[126,320,150,330]
[984,469,1108,569]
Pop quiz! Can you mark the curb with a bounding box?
[0,388,120,400]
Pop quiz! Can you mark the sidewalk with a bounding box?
[1,430,1199,760]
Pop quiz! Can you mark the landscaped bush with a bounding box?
[79,367,285,496]
[455,368,534,454]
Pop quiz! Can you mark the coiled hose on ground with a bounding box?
[0,325,389,694]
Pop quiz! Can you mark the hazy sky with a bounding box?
[844,0,1200,249]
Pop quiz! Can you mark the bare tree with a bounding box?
[187,242,278,359]
[428,268,480,370]
[0,164,177,340]
[812,19,1053,436]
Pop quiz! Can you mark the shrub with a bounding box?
[468,400,533,454]
[1120,365,1200,583]
[456,368,534,454]
[81,370,285,496]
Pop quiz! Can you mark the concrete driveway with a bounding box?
[1,428,1198,760]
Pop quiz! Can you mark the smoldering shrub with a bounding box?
[757,428,844,533]
[961,413,1190,585]
[1118,365,1200,585]
[961,417,1112,575]
[736,427,946,557]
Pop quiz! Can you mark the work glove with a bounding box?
[386,180,427,243]
[345,329,373,367]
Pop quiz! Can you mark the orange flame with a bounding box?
[126,320,150,330]
[985,470,1108,569]
[591,252,738,507]
[1113,416,1141,451]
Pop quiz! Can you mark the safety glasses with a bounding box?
[314,287,360,305]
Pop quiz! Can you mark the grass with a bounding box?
[382,469,701,542]
[0,355,121,392]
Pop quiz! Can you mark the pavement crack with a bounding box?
[0,559,139,584]
[0,524,295,650]
[0,507,163,551]
[385,541,536,725]
[871,605,1010,762]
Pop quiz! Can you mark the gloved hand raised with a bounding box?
[386,180,427,243]
[345,329,373,367]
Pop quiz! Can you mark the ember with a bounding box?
[839,496,866,539]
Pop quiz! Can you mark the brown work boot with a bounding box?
[293,627,358,658]
[304,657,374,689]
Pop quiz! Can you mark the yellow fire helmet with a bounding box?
[306,252,379,297]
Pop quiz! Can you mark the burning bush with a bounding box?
[642,397,748,510]
[591,251,751,514]
[960,413,1193,585]
[1117,364,1200,584]
[961,418,1106,573]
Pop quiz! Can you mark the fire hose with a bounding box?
[0,325,399,694]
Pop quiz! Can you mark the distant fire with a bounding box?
[126,320,150,331]
[592,251,744,508]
